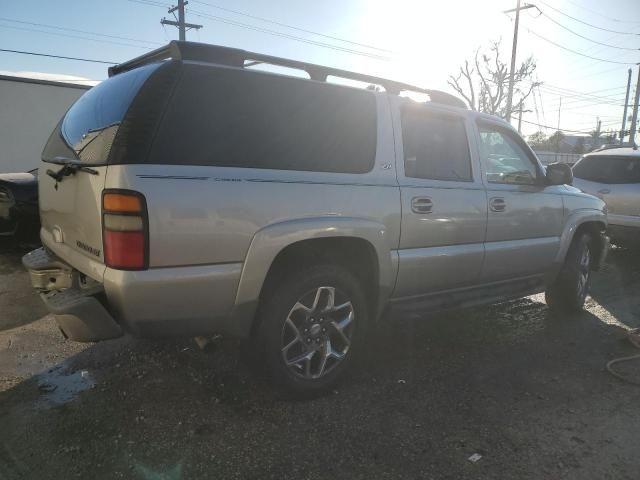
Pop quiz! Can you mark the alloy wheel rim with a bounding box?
[280,286,354,380]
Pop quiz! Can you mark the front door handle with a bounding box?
[490,197,506,212]
[411,196,433,214]
[598,188,611,194]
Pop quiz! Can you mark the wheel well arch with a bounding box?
[573,220,607,270]
[255,237,380,329]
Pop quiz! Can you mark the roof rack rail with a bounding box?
[108,41,467,109]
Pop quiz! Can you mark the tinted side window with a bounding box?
[574,156,640,184]
[401,108,472,182]
[478,125,538,185]
[572,156,601,182]
[150,65,377,173]
[602,157,640,184]
[628,158,640,183]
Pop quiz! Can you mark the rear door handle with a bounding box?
[490,197,506,212]
[598,189,611,194]
[411,196,433,214]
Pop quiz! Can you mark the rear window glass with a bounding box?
[401,107,472,182]
[59,63,160,163]
[149,65,377,173]
[573,155,640,184]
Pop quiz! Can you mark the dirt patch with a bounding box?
[0,246,639,479]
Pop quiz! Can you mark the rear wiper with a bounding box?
[45,159,99,183]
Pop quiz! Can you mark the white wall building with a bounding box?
[0,75,90,173]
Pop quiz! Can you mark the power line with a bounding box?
[526,82,628,100]
[0,23,152,50]
[537,1,640,35]
[0,48,116,64]
[561,47,635,76]
[562,0,640,25]
[536,83,627,102]
[0,16,162,46]
[190,0,394,54]
[188,9,392,61]
[539,11,639,51]
[128,0,170,7]
[516,117,623,134]
[515,117,590,133]
[538,91,626,107]
[132,0,393,61]
[527,30,639,64]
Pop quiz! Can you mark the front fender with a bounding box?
[553,208,607,266]
[227,216,395,336]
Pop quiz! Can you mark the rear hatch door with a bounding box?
[39,63,161,279]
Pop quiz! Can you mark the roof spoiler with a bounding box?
[108,41,467,109]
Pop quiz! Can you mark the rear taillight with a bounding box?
[102,190,148,270]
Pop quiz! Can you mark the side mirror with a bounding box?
[546,162,573,186]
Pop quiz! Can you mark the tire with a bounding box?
[255,264,367,398]
[545,232,593,313]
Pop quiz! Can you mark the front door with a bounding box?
[475,121,564,282]
[393,101,487,299]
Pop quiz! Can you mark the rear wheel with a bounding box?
[256,264,366,397]
[546,232,592,313]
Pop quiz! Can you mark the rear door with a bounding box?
[39,63,161,279]
[392,100,487,298]
[475,120,564,282]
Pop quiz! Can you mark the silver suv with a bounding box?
[24,42,609,395]
[572,147,640,247]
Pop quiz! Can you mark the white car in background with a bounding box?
[572,147,640,247]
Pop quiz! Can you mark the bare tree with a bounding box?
[448,40,541,119]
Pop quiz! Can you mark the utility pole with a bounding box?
[620,68,632,144]
[504,1,536,123]
[557,97,562,132]
[516,100,531,134]
[630,65,640,147]
[556,97,562,154]
[518,100,524,133]
[161,0,202,41]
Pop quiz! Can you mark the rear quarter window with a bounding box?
[149,64,377,173]
[43,62,164,164]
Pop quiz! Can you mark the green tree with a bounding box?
[528,131,548,149]
[548,131,565,152]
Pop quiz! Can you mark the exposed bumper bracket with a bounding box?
[23,247,123,342]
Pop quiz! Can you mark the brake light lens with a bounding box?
[102,191,148,270]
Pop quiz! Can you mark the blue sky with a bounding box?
[1,0,639,137]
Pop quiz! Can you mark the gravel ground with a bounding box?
[1,241,639,479]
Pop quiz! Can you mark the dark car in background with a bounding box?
[0,169,39,242]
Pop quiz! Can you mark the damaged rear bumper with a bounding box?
[22,248,123,342]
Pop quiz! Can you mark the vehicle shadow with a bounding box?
[1,284,639,479]
[1,242,640,479]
